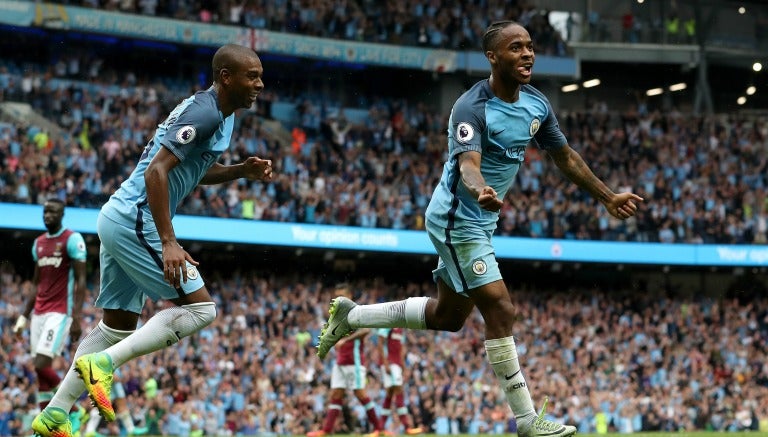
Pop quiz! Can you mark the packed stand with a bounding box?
[1,56,767,245]
[43,0,567,55]
[49,0,761,50]
[1,261,768,435]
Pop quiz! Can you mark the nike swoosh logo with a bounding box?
[44,422,54,432]
[491,129,505,136]
[331,325,339,336]
[535,429,565,436]
[504,369,521,380]
[89,362,99,385]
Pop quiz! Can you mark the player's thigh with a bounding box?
[426,220,501,295]
[97,214,205,306]
[388,364,404,386]
[97,240,147,314]
[383,364,403,389]
[331,364,367,390]
[381,365,392,389]
[30,312,72,358]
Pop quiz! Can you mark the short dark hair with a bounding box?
[45,197,65,206]
[482,21,522,52]
[212,44,257,83]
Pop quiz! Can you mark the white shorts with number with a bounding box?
[30,312,72,358]
[381,363,404,389]
[331,364,367,390]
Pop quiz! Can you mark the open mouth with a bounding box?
[517,64,533,77]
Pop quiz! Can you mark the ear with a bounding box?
[486,51,496,66]
[219,68,231,85]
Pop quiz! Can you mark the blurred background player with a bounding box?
[307,284,383,437]
[14,198,87,412]
[375,328,423,436]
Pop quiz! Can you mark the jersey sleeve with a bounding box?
[161,98,220,161]
[66,232,87,262]
[532,95,567,150]
[31,238,39,262]
[448,95,486,158]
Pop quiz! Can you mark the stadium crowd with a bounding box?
[0,4,766,437]
[46,0,768,50]
[44,0,567,55]
[0,55,767,245]
[1,263,767,435]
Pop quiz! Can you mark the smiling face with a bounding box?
[224,55,264,111]
[486,23,535,87]
[213,44,265,115]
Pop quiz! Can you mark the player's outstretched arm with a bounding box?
[547,143,643,220]
[199,157,274,185]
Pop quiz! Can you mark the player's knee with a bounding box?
[182,302,217,329]
[443,319,466,332]
[480,300,517,331]
[429,316,465,332]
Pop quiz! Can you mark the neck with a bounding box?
[489,75,521,103]
[47,226,62,235]
[213,83,234,117]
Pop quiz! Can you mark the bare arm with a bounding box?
[338,328,370,347]
[346,328,369,342]
[70,259,87,342]
[546,144,614,203]
[145,147,180,245]
[22,266,39,318]
[547,144,643,219]
[14,271,37,335]
[145,147,198,287]
[458,151,503,212]
[458,151,486,199]
[199,157,274,185]
[199,163,243,185]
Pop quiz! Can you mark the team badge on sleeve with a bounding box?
[529,118,540,136]
[176,126,197,144]
[456,122,475,143]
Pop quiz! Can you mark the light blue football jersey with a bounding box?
[425,80,567,230]
[101,87,234,230]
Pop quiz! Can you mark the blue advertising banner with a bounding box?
[32,4,248,47]
[0,0,577,76]
[26,3,456,71]
[2,203,766,266]
[0,0,33,25]
[251,30,459,72]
